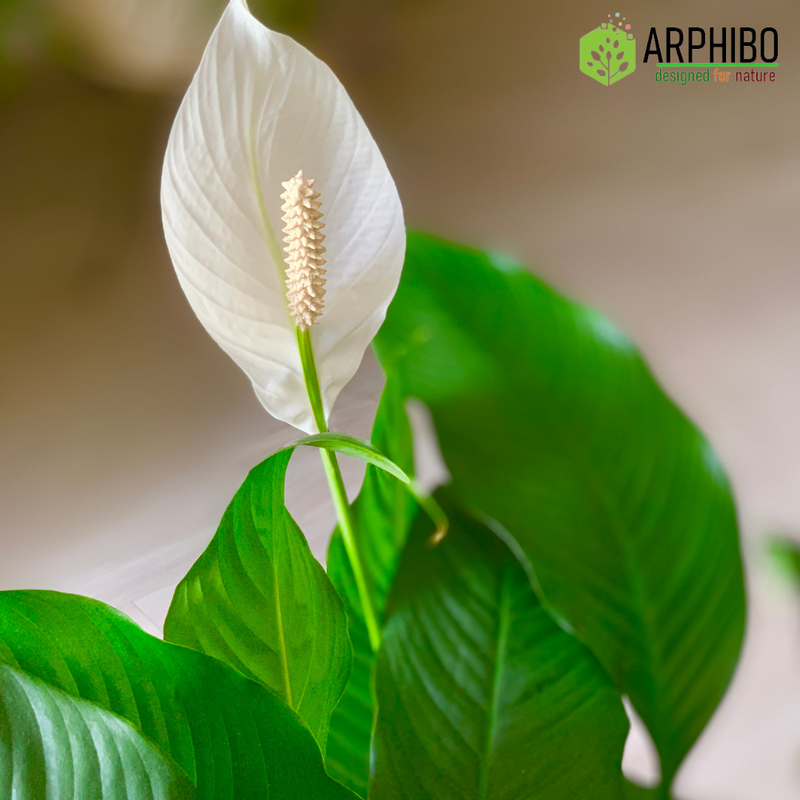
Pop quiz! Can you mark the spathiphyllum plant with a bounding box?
[0,1,745,799]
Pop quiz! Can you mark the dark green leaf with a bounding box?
[374,232,746,787]
[0,590,355,800]
[623,780,677,799]
[324,602,375,798]
[164,448,351,753]
[371,499,628,799]
[326,374,419,797]
[624,781,657,799]
[0,664,193,800]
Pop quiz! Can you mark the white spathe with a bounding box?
[161,0,405,433]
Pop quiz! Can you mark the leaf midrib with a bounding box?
[477,561,514,800]
[270,515,294,710]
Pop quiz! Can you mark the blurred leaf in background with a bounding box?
[249,0,319,34]
[44,0,223,91]
[0,0,45,94]
[768,536,800,585]
[0,0,414,95]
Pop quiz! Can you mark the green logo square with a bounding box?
[580,24,636,86]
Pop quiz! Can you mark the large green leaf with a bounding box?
[164,448,351,754]
[325,374,418,797]
[0,664,193,800]
[0,590,356,800]
[371,499,628,800]
[374,232,746,789]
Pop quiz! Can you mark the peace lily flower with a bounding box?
[161,0,405,433]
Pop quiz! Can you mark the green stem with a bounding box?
[297,328,382,653]
[409,480,449,545]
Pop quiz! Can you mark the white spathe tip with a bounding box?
[161,0,405,433]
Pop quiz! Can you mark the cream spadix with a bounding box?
[161,0,405,432]
[281,170,327,332]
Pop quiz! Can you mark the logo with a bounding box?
[578,15,780,88]
[643,26,778,85]
[580,13,635,86]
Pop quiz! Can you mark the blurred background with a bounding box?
[1,0,799,796]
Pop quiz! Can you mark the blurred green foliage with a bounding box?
[0,0,402,96]
[768,536,800,584]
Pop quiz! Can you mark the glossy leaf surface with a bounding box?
[0,591,355,800]
[374,232,746,787]
[325,374,418,796]
[371,501,628,799]
[164,448,351,753]
[0,665,193,800]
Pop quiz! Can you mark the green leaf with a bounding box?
[623,782,657,799]
[324,599,375,798]
[767,535,800,584]
[326,374,419,797]
[0,590,355,800]
[283,432,410,484]
[371,499,629,800]
[374,232,746,787]
[0,664,194,800]
[164,448,351,754]
[623,780,679,800]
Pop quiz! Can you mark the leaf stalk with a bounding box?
[297,328,382,652]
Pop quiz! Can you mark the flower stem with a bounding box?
[297,328,382,653]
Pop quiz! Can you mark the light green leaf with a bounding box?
[767,535,800,585]
[374,232,746,789]
[326,374,418,797]
[0,590,356,800]
[164,448,351,754]
[283,432,410,484]
[0,665,193,800]
[371,499,628,800]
